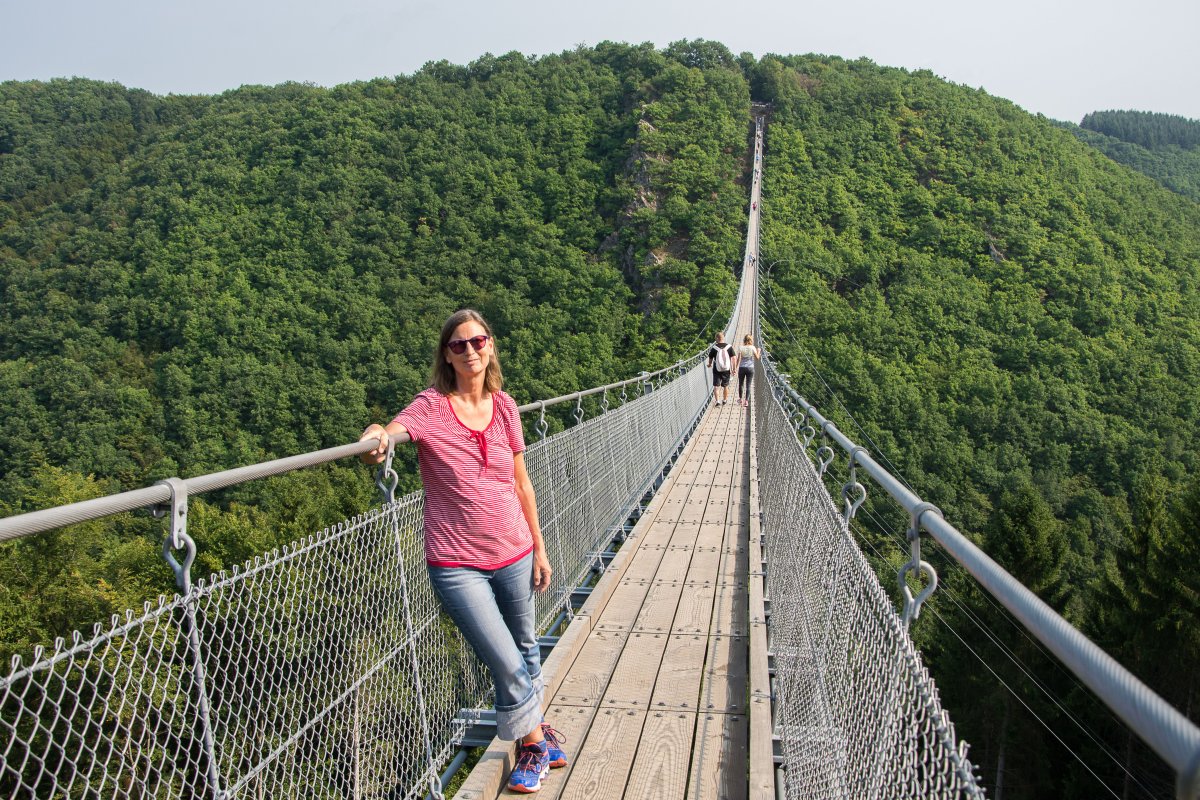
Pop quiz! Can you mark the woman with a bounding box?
[360,309,567,794]
[736,333,761,408]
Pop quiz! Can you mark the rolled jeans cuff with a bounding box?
[495,671,544,741]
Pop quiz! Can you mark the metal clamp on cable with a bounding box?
[799,424,816,449]
[899,502,942,629]
[573,395,584,426]
[841,446,869,522]
[536,404,549,441]
[374,436,399,505]
[841,447,869,519]
[154,477,196,593]
[815,420,836,475]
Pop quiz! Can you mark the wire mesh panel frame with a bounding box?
[754,372,984,800]
[1,358,711,800]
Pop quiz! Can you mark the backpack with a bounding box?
[713,343,731,372]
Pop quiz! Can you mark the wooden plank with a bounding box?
[633,581,685,633]
[620,548,666,584]
[702,499,730,527]
[748,623,775,800]
[710,584,748,637]
[535,704,599,800]
[718,547,748,582]
[696,520,729,551]
[601,631,670,709]
[554,629,628,707]
[624,710,696,800]
[700,635,748,714]
[558,708,646,800]
[654,547,694,582]
[638,521,676,548]
[745,405,775,800]
[649,633,707,711]
[593,580,652,632]
[684,547,723,583]
[657,495,689,524]
[672,584,716,634]
[666,523,702,550]
[689,712,749,800]
[685,483,712,506]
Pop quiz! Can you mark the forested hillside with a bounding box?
[1053,110,1200,203]
[752,55,1200,798]
[0,42,749,658]
[3,43,1198,800]
[1065,119,1200,203]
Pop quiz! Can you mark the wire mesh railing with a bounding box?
[754,363,985,799]
[0,356,711,800]
[753,263,1200,798]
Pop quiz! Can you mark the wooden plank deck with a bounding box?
[453,391,758,800]
[543,398,751,800]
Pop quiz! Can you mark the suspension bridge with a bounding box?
[1,114,1197,800]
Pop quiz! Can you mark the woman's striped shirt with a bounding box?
[392,387,532,568]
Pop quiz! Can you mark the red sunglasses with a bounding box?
[447,334,490,355]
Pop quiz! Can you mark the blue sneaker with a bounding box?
[508,740,549,793]
[541,722,568,768]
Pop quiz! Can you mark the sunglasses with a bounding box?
[447,334,490,355]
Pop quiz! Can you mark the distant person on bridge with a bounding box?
[708,331,736,406]
[736,334,761,408]
[360,309,567,794]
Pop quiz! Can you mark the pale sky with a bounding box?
[1,0,1197,124]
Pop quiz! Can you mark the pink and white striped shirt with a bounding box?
[393,387,532,568]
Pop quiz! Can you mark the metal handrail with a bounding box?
[0,438,411,545]
[516,350,705,415]
[0,350,711,546]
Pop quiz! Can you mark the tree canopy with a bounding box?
[751,53,1200,798]
[0,41,750,658]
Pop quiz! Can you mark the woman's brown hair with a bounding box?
[430,309,504,395]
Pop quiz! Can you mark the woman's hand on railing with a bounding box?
[359,424,389,465]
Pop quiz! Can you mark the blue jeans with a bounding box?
[428,551,544,741]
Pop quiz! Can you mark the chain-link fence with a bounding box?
[0,358,711,800]
[754,370,984,800]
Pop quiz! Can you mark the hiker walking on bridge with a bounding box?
[708,331,736,406]
[736,334,761,408]
[360,309,567,794]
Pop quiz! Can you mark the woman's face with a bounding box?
[445,320,491,382]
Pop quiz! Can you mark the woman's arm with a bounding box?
[513,452,552,592]
[359,421,409,465]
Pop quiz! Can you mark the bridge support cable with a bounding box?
[754,283,1200,799]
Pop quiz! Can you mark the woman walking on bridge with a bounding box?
[360,309,567,793]
[736,334,761,408]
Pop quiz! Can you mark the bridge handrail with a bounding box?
[760,354,1200,799]
[515,350,704,415]
[0,347,711,548]
[0,438,403,545]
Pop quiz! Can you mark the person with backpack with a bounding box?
[707,332,736,406]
